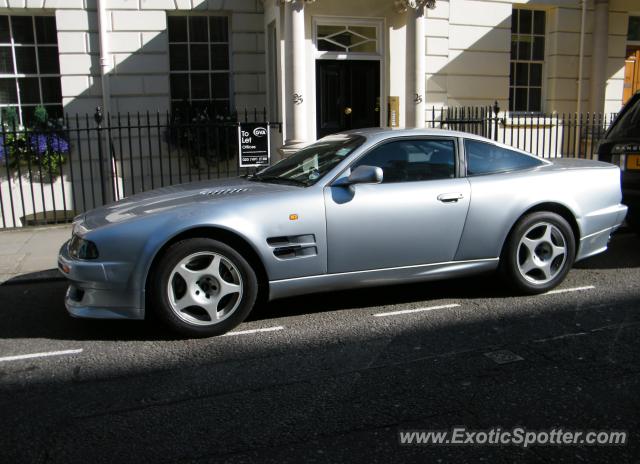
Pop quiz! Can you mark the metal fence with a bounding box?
[0,103,618,229]
[426,102,616,159]
[0,108,281,228]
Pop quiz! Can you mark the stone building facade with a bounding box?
[0,0,637,150]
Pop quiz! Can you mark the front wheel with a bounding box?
[501,212,576,294]
[149,238,258,337]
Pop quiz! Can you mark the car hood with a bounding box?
[81,177,296,230]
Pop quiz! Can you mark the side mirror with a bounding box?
[336,165,383,187]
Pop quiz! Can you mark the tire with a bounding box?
[500,211,576,295]
[149,238,258,337]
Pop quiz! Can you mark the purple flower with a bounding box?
[28,133,70,157]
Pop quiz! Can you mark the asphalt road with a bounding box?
[0,231,639,463]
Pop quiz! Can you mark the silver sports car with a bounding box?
[58,128,628,336]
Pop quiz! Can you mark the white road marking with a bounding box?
[545,285,595,295]
[533,332,588,343]
[0,349,83,363]
[224,326,284,336]
[374,304,460,318]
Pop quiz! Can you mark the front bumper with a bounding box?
[58,240,144,320]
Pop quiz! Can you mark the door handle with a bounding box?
[344,107,352,115]
[437,193,464,203]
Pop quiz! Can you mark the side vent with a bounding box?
[267,234,317,260]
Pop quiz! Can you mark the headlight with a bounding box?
[68,235,99,259]
[72,218,88,237]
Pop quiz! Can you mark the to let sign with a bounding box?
[238,123,271,167]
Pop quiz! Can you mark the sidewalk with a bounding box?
[0,224,71,284]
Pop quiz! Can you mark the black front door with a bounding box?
[316,60,380,138]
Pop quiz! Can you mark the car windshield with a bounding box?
[606,94,640,140]
[249,135,365,187]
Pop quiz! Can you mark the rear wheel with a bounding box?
[149,238,258,337]
[501,212,576,294]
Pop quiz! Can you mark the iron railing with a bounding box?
[0,108,281,228]
[426,102,616,159]
[0,103,617,229]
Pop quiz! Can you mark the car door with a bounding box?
[324,137,471,273]
[454,138,548,261]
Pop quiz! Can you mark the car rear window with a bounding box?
[465,139,543,176]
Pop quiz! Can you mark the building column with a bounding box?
[399,0,431,128]
[283,0,309,148]
[412,6,426,128]
[589,0,609,113]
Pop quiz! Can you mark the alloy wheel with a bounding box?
[167,251,243,326]
[516,221,567,285]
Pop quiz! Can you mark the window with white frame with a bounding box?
[317,24,378,54]
[168,15,231,117]
[0,15,62,126]
[509,8,545,113]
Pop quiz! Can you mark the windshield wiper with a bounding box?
[249,175,307,186]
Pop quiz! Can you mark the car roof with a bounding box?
[330,127,542,159]
[337,127,497,143]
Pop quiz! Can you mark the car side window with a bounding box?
[352,139,456,183]
[465,139,543,176]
